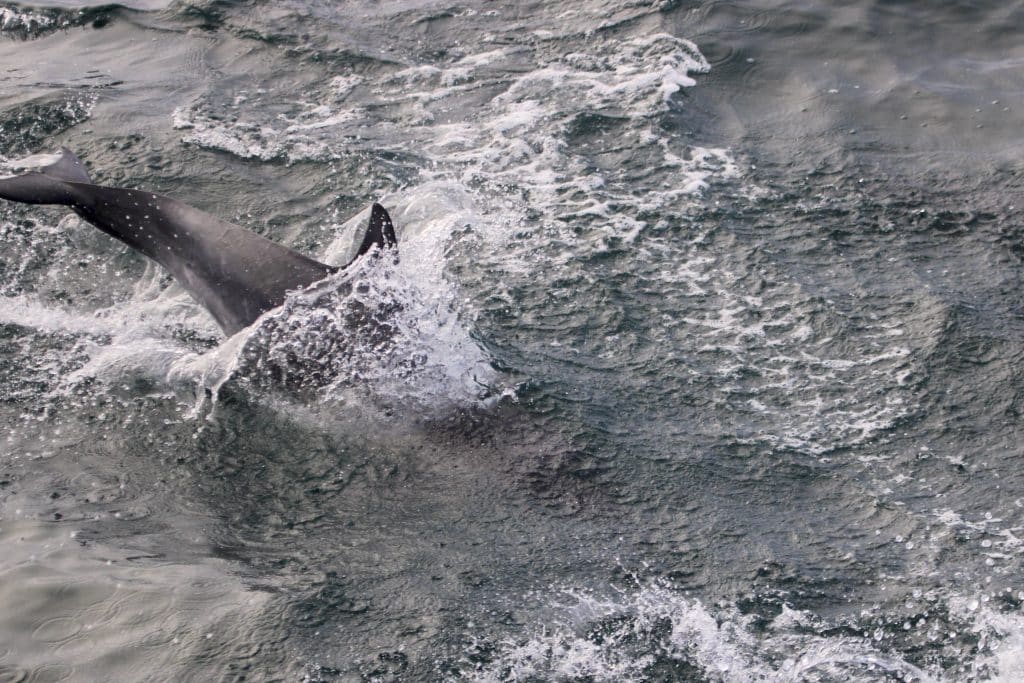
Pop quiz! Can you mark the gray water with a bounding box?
[1,1,1023,681]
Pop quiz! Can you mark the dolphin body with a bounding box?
[0,149,397,335]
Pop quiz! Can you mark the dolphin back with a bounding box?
[0,149,398,336]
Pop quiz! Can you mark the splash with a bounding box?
[458,582,945,682]
[0,205,494,421]
[0,5,56,37]
[457,576,1024,682]
[227,249,494,414]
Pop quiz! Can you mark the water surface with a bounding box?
[1,1,1023,680]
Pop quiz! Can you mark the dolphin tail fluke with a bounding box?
[348,203,398,265]
[0,148,92,205]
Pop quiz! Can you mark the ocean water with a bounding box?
[1,1,1023,681]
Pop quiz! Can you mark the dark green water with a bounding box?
[1,1,1024,681]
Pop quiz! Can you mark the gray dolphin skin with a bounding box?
[0,148,397,335]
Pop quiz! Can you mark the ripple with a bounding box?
[31,617,82,644]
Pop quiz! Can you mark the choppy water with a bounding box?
[1,1,1024,681]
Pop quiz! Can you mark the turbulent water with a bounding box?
[1,1,1024,681]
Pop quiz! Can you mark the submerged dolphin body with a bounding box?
[0,149,397,335]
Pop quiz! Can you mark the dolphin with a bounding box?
[0,148,397,335]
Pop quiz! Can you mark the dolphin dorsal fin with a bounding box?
[38,147,92,184]
[0,148,92,205]
[350,203,398,264]
[6,147,92,183]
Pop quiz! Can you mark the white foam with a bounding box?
[172,33,733,206]
[0,6,54,32]
[947,597,1024,682]
[464,582,944,682]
